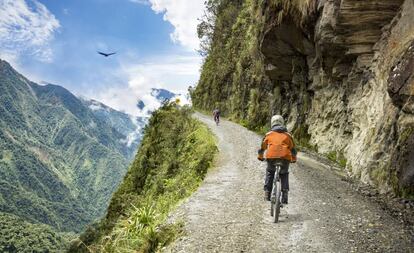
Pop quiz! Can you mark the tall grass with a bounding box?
[71,103,217,253]
[97,204,158,252]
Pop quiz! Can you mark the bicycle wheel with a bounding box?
[270,193,274,216]
[270,166,278,218]
[274,182,281,223]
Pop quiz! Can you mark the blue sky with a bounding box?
[0,0,205,115]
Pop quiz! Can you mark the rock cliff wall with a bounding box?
[192,0,414,197]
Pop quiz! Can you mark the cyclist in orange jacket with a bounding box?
[258,115,297,203]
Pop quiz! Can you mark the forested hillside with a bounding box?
[193,0,414,197]
[0,212,68,252]
[71,103,217,252]
[0,59,143,246]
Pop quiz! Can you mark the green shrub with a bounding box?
[327,151,337,162]
[326,151,347,168]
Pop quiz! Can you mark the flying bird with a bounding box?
[97,51,116,57]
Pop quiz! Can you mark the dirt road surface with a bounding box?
[164,113,413,253]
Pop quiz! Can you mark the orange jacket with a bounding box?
[258,127,296,162]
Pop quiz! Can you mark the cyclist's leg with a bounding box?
[280,171,289,191]
[264,160,276,200]
[280,174,289,204]
[280,161,290,204]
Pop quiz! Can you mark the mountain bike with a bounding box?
[270,162,283,223]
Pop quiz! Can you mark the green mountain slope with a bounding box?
[70,103,217,252]
[0,59,141,233]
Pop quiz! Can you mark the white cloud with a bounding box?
[131,0,205,50]
[90,55,200,116]
[0,0,60,63]
[129,0,150,5]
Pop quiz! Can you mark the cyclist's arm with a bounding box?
[261,136,268,151]
[288,134,297,163]
[257,136,267,160]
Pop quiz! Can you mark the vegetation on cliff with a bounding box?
[194,0,265,128]
[70,103,217,252]
[193,0,313,143]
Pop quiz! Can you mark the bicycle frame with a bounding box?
[271,165,281,202]
[270,163,282,222]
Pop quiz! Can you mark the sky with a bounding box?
[0,0,205,116]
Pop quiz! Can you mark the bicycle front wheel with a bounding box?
[274,182,281,223]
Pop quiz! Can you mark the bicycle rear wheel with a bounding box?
[270,165,280,220]
[270,195,274,216]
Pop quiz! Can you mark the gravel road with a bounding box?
[164,113,413,253]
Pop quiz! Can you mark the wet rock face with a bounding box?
[260,0,414,196]
[387,41,414,113]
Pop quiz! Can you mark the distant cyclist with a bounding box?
[258,115,297,203]
[213,108,220,125]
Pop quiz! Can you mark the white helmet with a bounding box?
[271,115,284,127]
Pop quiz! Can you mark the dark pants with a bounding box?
[214,115,219,122]
[264,159,289,193]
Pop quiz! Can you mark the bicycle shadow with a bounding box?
[277,212,307,223]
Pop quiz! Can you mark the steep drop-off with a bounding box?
[71,104,217,252]
[193,0,414,197]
